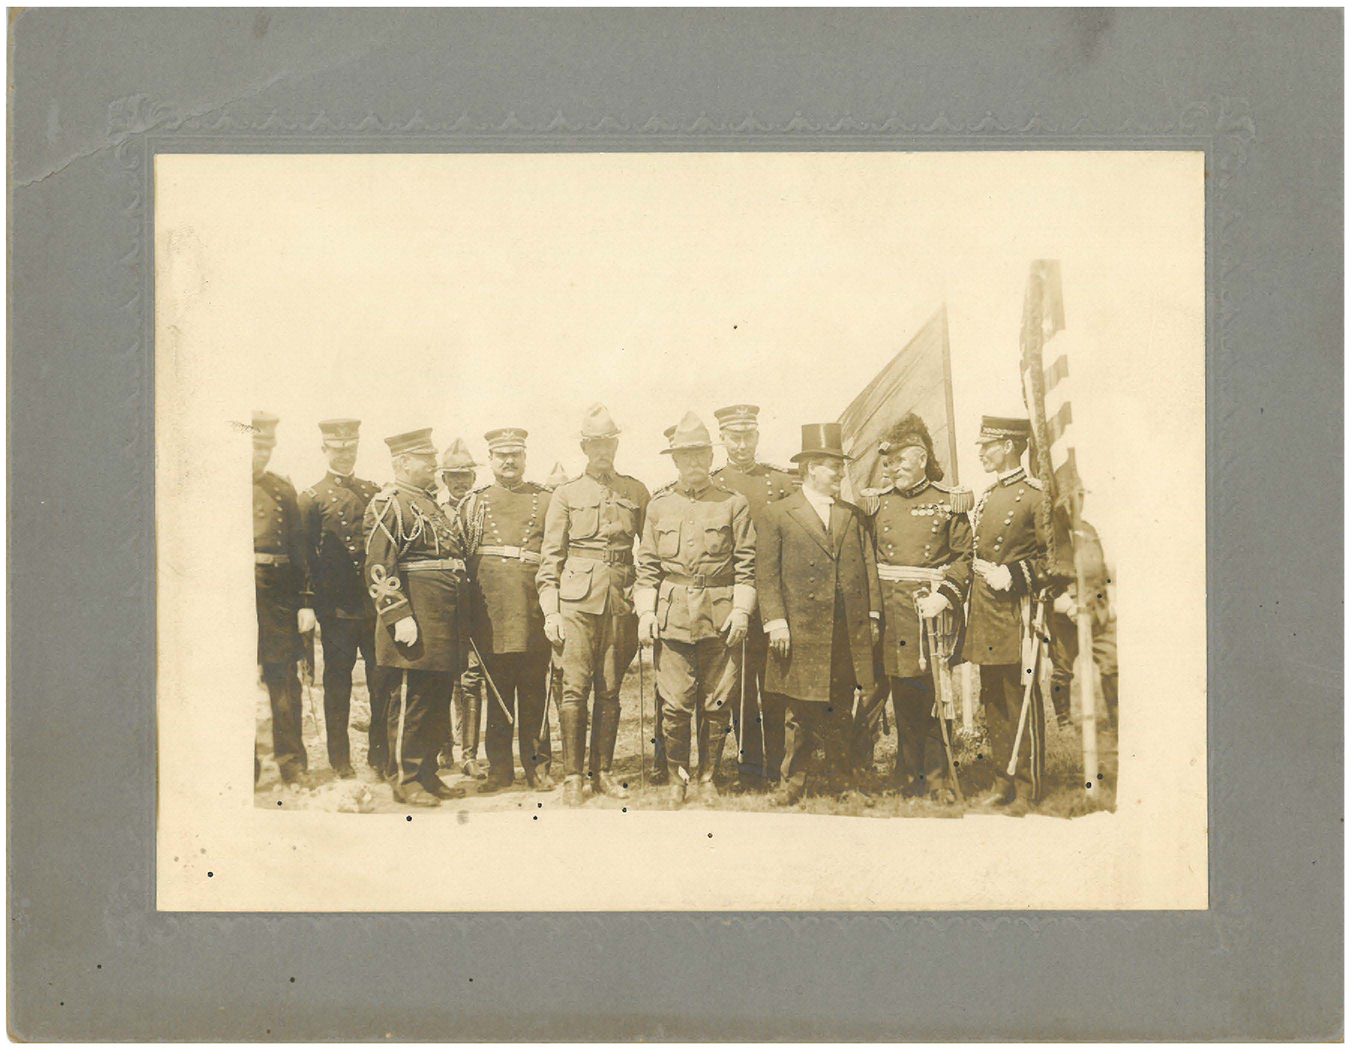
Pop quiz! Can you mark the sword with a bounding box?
[469,636,514,726]
[1007,598,1048,778]
[916,589,964,803]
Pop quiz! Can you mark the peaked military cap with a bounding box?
[385,427,436,457]
[975,415,1032,444]
[438,436,479,471]
[578,403,621,439]
[790,422,852,463]
[252,411,280,448]
[484,427,528,453]
[714,403,761,432]
[318,417,361,447]
[660,411,715,455]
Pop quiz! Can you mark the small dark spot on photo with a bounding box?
[207,871,214,878]
[406,815,412,822]
[707,833,713,838]
[289,977,296,984]
[532,815,538,820]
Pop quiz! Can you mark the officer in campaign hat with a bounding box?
[297,418,396,778]
[536,403,651,806]
[966,415,1057,808]
[364,428,469,807]
[252,412,316,788]
[458,427,555,793]
[711,403,801,786]
[857,412,973,800]
[636,412,756,805]
[436,437,486,779]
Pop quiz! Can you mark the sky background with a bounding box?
[156,151,1205,555]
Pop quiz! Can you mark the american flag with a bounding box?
[1020,259,1080,576]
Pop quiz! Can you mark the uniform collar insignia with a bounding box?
[895,478,928,498]
[998,466,1026,486]
[586,466,616,483]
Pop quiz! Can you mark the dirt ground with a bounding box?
[256,640,1117,819]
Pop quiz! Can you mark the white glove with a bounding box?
[297,608,316,634]
[639,612,659,645]
[974,559,1013,592]
[916,592,950,619]
[721,609,749,647]
[393,618,419,647]
[544,613,565,648]
[1053,590,1077,618]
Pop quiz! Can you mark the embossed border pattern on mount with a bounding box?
[119,99,1252,942]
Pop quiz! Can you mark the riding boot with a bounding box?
[559,704,587,780]
[697,718,728,798]
[591,698,630,798]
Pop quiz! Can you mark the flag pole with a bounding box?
[1073,492,1099,792]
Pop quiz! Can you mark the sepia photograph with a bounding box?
[155,150,1206,910]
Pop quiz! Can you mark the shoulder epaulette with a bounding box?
[860,485,888,497]
[761,462,792,475]
[652,480,679,497]
[931,481,974,513]
[1024,475,1044,490]
[469,483,492,495]
[302,486,318,500]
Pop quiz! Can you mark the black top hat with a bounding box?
[789,422,852,463]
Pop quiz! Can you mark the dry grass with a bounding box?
[257,644,1117,819]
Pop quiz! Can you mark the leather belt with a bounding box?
[568,547,633,566]
[665,571,734,589]
[398,558,467,574]
[254,552,290,565]
[877,563,945,584]
[476,544,542,565]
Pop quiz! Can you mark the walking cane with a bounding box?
[1006,599,1047,778]
[468,636,514,726]
[738,636,748,767]
[637,637,648,792]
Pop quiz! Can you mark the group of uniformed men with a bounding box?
[253,399,1116,811]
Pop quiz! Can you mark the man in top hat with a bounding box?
[636,412,756,805]
[457,427,555,793]
[437,437,487,779]
[966,415,1056,807]
[252,411,316,788]
[857,412,973,801]
[757,423,881,805]
[364,428,468,807]
[710,403,801,787]
[297,418,395,778]
[536,403,650,806]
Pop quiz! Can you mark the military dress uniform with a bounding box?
[709,403,800,783]
[536,405,650,800]
[636,413,757,797]
[438,438,486,777]
[298,418,395,775]
[252,413,314,784]
[458,428,555,790]
[365,429,468,803]
[966,417,1055,803]
[865,474,972,795]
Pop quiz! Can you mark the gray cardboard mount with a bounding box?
[8,9,1342,1041]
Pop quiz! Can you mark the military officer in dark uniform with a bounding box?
[966,416,1056,807]
[297,418,394,778]
[636,413,756,806]
[458,427,555,793]
[252,411,316,788]
[536,404,650,806]
[859,413,973,801]
[365,428,468,807]
[710,403,800,786]
[437,437,486,779]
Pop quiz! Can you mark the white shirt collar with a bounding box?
[801,485,834,527]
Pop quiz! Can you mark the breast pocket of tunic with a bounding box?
[702,523,732,557]
[656,522,682,559]
[570,499,601,540]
